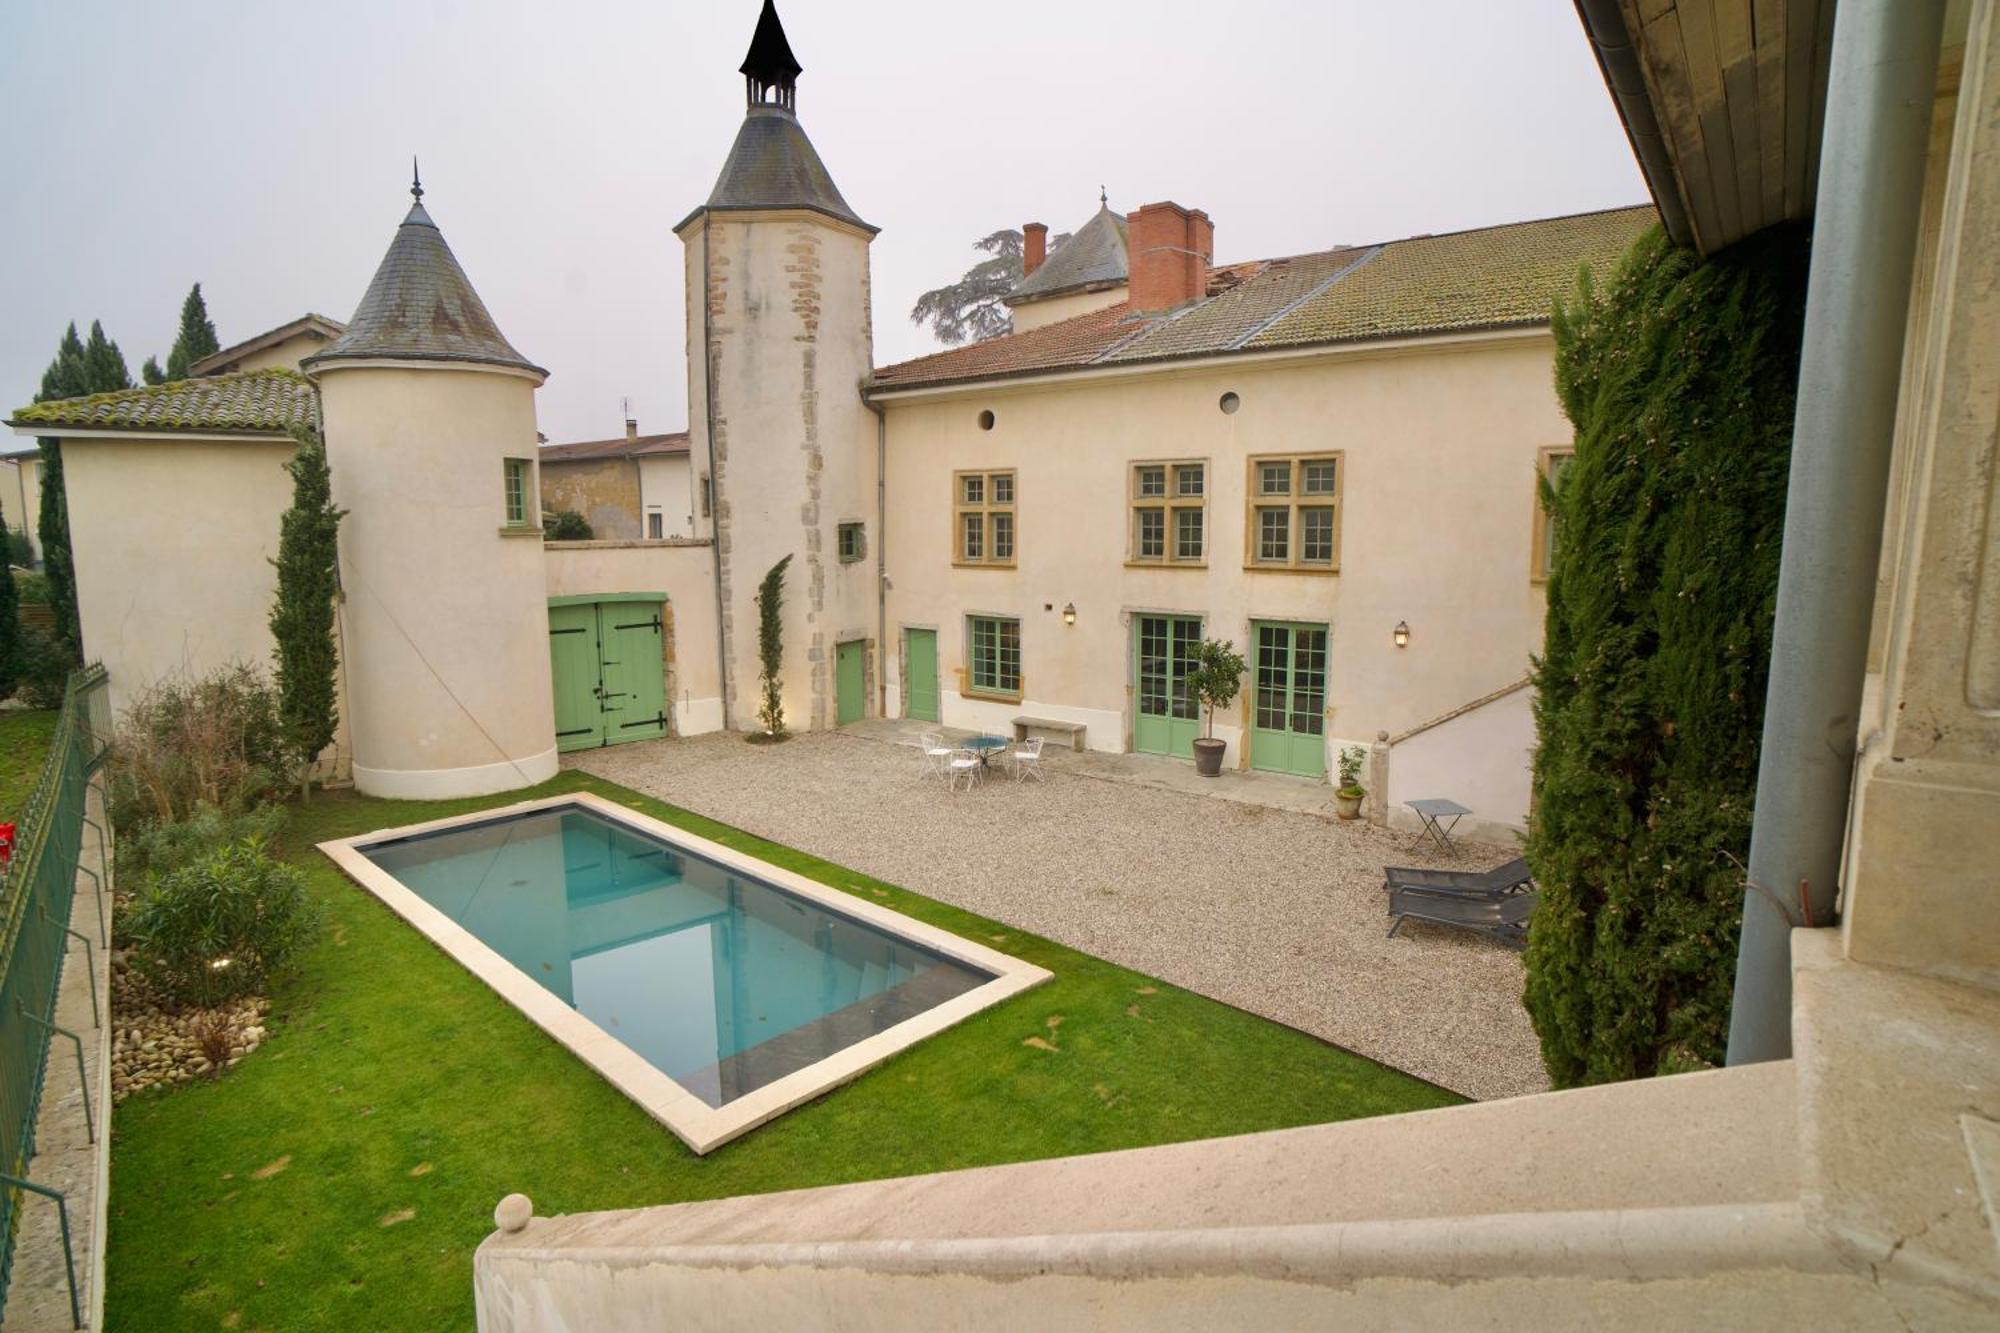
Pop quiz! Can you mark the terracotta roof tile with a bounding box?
[870,301,1149,389]
[9,369,319,436]
[539,432,690,463]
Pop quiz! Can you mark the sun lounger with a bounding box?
[1386,888,1536,950]
[1381,856,1532,899]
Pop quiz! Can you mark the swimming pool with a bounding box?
[320,792,1049,1153]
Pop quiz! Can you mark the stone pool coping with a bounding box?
[316,790,1053,1155]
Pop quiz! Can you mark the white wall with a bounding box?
[545,540,723,735]
[637,455,695,540]
[1383,684,1534,839]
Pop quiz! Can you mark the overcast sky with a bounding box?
[0,1,1645,444]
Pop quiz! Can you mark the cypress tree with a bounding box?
[269,426,345,799]
[141,356,166,386]
[0,496,19,699]
[1523,224,1811,1087]
[165,283,220,381]
[754,555,792,737]
[82,320,133,392]
[34,324,88,661]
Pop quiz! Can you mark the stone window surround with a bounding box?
[953,468,1016,568]
[1244,451,1344,573]
[1530,445,1575,583]
[1128,458,1208,567]
[963,612,1023,702]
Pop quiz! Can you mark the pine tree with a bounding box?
[0,496,20,699]
[141,356,166,386]
[165,283,220,381]
[82,320,133,392]
[34,324,88,661]
[269,426,345,799]
[754,555,792,736]
[1523,225,1810,1086]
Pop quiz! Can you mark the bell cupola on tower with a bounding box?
[303,168,559,798]
[678,2,880,734]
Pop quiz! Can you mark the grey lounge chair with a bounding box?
[1387,888,1537,950]
[1381,856,1532,899]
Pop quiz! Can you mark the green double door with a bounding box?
[1250,621,1328,779]
[1134,614,1203,758]
[903,629,940,723]
[549,600,669,753]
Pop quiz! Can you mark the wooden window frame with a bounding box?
[953,469,1016,568]
[1531,446,1575,583]
[1128,459,1208,568]
[1243,451,1343,573]
[964,613,1023,701]
[838,521,866,564]
[503,457,532,528]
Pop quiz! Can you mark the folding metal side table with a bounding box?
[1406,798,1472,856]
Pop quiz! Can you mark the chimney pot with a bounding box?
[625,418,638,441]
[1022,222,1048,278]
[1128,201,1213,312]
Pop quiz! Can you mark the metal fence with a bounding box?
[0,666,110,1324]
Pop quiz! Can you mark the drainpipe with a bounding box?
[700,221,732,730]
[862,387,887,716]
[1572,0,1694,248]
[1725,0,1947,1065]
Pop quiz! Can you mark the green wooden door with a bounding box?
[1250,621,1328,778]
[549,603,606,753]
[904,629,940,722]
[835,640,866,725]
[597,604,668,744]
[548,600,667,753]
[1133,614,1203,758]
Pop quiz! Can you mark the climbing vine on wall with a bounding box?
[1524,223,1810,1087]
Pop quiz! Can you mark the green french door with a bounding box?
[1250,621,1328,778]
[1133,614,1203,758]
[904,628,939,722]
[549,599,669,753]
[835,640,866,725]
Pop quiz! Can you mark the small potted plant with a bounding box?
[1335,745,1367,819]
[1188,638,1247,778]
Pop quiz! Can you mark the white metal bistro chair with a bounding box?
[919,731,953,780]
[947,747,984,793]
[1010,735,1045,782]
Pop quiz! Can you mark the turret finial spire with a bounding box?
[739,0,803,112]
[412,157,424,202]
[1101,185,1108,207]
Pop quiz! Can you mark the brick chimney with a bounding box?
[1128,201,1213,311]
[1022,222,1048,277]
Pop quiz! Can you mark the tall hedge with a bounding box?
[1524,223,1810,1087]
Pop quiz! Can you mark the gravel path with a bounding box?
[570,731,1548,1101]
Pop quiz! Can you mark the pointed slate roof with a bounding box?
[1010,205,1128,303]
[680,106,874,234]
[304,196,544,377]
[739,0,802,87]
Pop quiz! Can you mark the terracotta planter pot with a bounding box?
[1192,737,1226,777]
[1335,789,1365,820]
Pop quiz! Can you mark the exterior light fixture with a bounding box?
[1062,602,1077,626]
[1393,620,1410,648]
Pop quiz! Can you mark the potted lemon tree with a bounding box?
[1335,744,1367,819]
[1189,638,1247,778]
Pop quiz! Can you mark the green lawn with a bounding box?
[0,708,58,823]
[106,770,1459,1330]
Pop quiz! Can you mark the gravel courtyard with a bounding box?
[571,730,1546,1101]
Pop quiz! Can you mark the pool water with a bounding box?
[361,804,992,1108]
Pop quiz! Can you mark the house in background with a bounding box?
[538,421,695,540]
[1,444,41,565]
[188,313,346,377]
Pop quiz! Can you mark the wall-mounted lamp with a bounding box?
[1393,620,1411,648]
[1062,602,1077,626]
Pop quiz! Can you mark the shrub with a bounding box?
[109,665,286,828]
[14,626,72,709]
[13,569,50,604]
[116,801,288,886]
[545,509,593,541]
[4,525,32,569]
[755,554,792,736]
[1336,745,1367,796]
[126,839,322,1007]
[1523,224,1810,1088]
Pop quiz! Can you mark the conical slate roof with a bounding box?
[304,198,544,376]
[1010,204,1128,302]
[679,106,875,234]
[739,0,802,87]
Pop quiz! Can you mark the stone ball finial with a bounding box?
[495,1193,534,1234]
[1376,730,1390,742]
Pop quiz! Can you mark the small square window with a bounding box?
[647,512,664,540]
[1177,464,1204,497]
[1175,507,1204,560]
[1137,508,1165,558]
[1259,462,1291,496]
[1137,466,1167,498]
[838,521,865,563]
[1257,507,1290,561]
[962,475,985,505]
[990,473,1014,504]
[1302,460,1338,495]
[969,616,1021,697]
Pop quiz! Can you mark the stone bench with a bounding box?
[1012,716,1086,751]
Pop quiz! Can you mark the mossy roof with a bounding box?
[8,368,319,436]
[873,205,1656,391]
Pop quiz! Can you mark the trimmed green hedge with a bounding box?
[1525,224,1810,1087]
